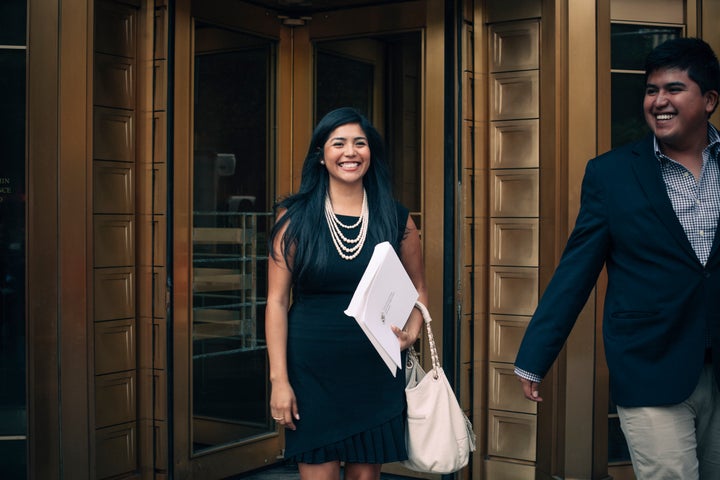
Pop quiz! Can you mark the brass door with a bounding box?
[173,1,440,477]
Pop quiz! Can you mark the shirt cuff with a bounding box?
[514,366,542,384]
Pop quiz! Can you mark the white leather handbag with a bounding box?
[402,301,477,474]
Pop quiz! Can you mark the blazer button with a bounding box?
[705,271,711,278]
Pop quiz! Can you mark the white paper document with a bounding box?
[345,241,419,376]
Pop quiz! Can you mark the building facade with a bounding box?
[2,0,719,478]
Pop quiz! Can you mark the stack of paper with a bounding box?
[345,241,419,376]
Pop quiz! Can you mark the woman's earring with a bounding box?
[320,160,325,165]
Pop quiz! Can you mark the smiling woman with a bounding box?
[265,107,428,480]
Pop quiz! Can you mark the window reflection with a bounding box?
[0,0,27,46]
[611,72,649,147]
[610,25,682,149]
[611,24,682,71]
[316,50,374,120]
[0,48,27,477]
[191,22,275,453]
[315,33,422,213]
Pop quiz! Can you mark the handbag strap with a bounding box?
[414,301,440,378]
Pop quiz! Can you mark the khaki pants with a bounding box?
[617,365,720,480]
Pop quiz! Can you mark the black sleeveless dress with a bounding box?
[284,203,410,463]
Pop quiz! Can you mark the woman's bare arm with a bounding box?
[393,215,428,350]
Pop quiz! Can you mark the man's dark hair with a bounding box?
[645,37,720,95]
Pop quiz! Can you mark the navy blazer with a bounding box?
[515,133,720,407]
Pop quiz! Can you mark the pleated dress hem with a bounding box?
[288,414,407,465]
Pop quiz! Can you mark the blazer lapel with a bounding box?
[707,147,720,265]
[708,226,720,266]
[629,135,699,261]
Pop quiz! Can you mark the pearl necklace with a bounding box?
[324,190,369,260]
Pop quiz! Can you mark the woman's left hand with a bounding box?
[392,325,419,351]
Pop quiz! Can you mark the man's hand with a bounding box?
[518,376,543,402]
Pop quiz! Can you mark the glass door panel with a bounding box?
[0,45,27,478]
[191,22,275,453]
[174,2,429,477]
[610,23,683,148]
[316,48,375,119]
[315,32,422,214]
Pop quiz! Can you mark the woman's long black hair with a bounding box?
[269,107,399,282]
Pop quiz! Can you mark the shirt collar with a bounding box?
[654,123,720,163]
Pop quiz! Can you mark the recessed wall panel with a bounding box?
[154,267,166,319]
[462,121,473,170]
[484,458,535,479]
[463,73,473,120]
[490,21,539,72]
[95,53,135,109]
[94,161,134,214]
[138,316,153,370]
[154,420,168,470]
[153,162,167,214]
[460,362,472,410]
[94,107,135,162]
[154,6,168,60]
[491,218,539,266]
[137,161,154,217]
[491,169,539,217]
[94,215,134,267]
[490,71,539,120]
[95,267,134,320]
[95,319,136,375]
[486,0,543,472]
[490,314,529,363]
[154,60,167,111]
[488,410,537,461]
[138,265,153,318]
[154,369,167,419]
[153,216,167,266]
[138,216,154,267]
[490,266,538,316]
[470,265,487,316]
[95,2,137,57]
[463,217,474,266]
[490,120,539,169]
[460,310,473,363]
[489,362,537,414]
[154,319,167,368]
[96,423,137,479]
[96,372,136,428]
[153,111,167,163]
[467,166,489,218]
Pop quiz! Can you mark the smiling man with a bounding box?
[514,37,720,479]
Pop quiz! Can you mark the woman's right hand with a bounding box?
[270,380,299,430]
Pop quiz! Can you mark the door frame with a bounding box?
[172,1,446,477]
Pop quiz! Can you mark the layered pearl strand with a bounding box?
[324,190,369,260]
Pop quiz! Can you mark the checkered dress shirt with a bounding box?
[515,124,720,384]
[656,125,720,266]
